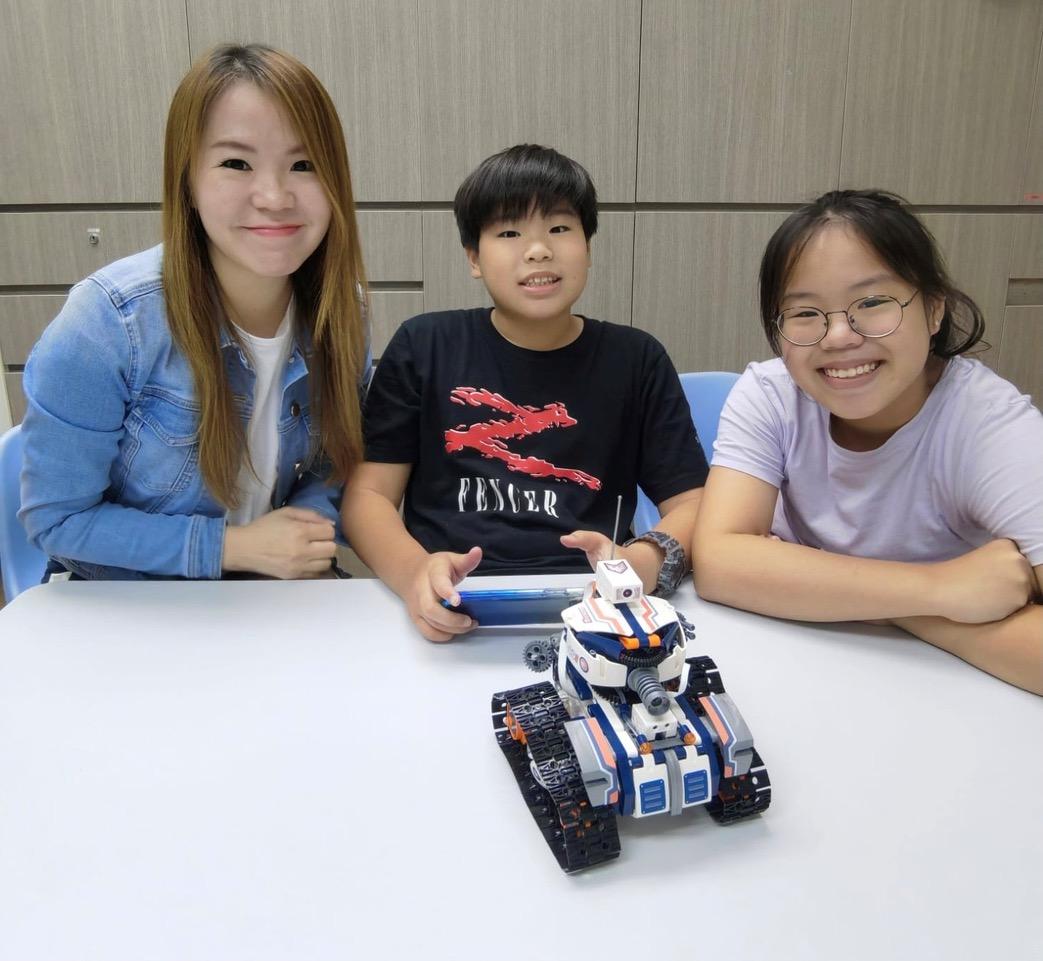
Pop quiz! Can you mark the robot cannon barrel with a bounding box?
[626,668,670,716]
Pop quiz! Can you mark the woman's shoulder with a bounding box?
[34,246,172,375]
[81,245,166,308]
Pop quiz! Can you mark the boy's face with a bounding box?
[466,205,591,326]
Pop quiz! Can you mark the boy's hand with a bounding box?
[406,546,483,642]
[561,530,662,595]
[560,530,615,568]
[929,539,1035,623]
[222,507,337,579]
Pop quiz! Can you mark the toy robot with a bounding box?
[491,558,771,873]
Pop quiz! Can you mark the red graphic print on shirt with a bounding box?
[444,386,602,490]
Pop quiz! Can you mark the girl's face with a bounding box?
[778,222,942,446]
[192,81,331,306]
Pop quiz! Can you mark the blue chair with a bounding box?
[632,370,741,536]
[0,425,47,600]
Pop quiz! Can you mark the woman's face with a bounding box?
[191,81,331,304]
[777,222,942,445]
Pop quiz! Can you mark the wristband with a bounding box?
[622,530,688,598]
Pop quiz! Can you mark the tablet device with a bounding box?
[442,587,586,626]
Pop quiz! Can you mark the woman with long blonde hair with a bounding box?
[20,44,369,579]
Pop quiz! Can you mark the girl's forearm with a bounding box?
[892,606,1043,696]
[693,534,943,622]
[694,534,1032,626]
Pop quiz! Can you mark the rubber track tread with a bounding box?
[706,747,772,824]
[492,681,620,873]
[683,655,726,696]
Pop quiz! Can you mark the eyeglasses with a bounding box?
[775,291,920,347]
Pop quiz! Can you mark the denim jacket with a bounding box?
[19,245,348,580]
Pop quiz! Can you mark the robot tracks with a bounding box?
[491,681,621,874]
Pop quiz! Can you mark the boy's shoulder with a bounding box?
[569,315,670,362]
[587,317,666,348]
[396,307,489,339]
[381,308,490,364]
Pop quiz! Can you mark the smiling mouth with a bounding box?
[520,274,560,288]
[821,361,881,379]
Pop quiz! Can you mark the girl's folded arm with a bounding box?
[893,569,1043,696]
[691,466,1031,625]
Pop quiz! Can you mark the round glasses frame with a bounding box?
[775,290,921,347]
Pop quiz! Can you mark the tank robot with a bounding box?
[491,558,771,873]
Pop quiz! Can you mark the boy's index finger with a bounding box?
[429,566,461,608]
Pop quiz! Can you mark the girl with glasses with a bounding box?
[20,45,369,580]
[692,190,1042,695]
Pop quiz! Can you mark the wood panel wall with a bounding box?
[2,0,1041,431]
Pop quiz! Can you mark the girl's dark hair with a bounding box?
[759,189,985,358]
[453,143,598,250]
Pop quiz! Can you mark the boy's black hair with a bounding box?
[759,189,985,359]
[453,144,598,250]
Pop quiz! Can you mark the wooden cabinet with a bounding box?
[1025,63,1043,202]
[632,212,786,372]
[1011,215,1043,278]
[841,0,1043,204]
[0,212,162,286]
[918,213,1017,359]
[637,0,849,203]
[417,0,640,202]
[997,307,1043,405]
[0,0,189,203]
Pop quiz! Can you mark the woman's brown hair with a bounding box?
[162,43,367,507]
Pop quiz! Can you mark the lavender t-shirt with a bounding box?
[713,356,1043,567]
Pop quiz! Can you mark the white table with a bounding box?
[0,577,1040,961]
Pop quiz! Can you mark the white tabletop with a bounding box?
[0,576,1040,961]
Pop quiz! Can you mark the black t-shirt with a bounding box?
[363,308,708,574]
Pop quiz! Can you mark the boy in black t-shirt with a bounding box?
[342,145,708,641]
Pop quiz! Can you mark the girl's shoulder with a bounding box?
[933,355,1039,425]
[926,357,1043,494]
[733,356,813,415]
[940,354,1029,396]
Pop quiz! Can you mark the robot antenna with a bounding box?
[610,494,622,560]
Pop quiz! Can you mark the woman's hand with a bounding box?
[222,506,338,579]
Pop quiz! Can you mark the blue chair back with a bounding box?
[0,425,47,600]
[632,370,741,536]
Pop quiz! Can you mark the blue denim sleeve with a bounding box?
[283,461,343,533]
[18,279,225,579]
